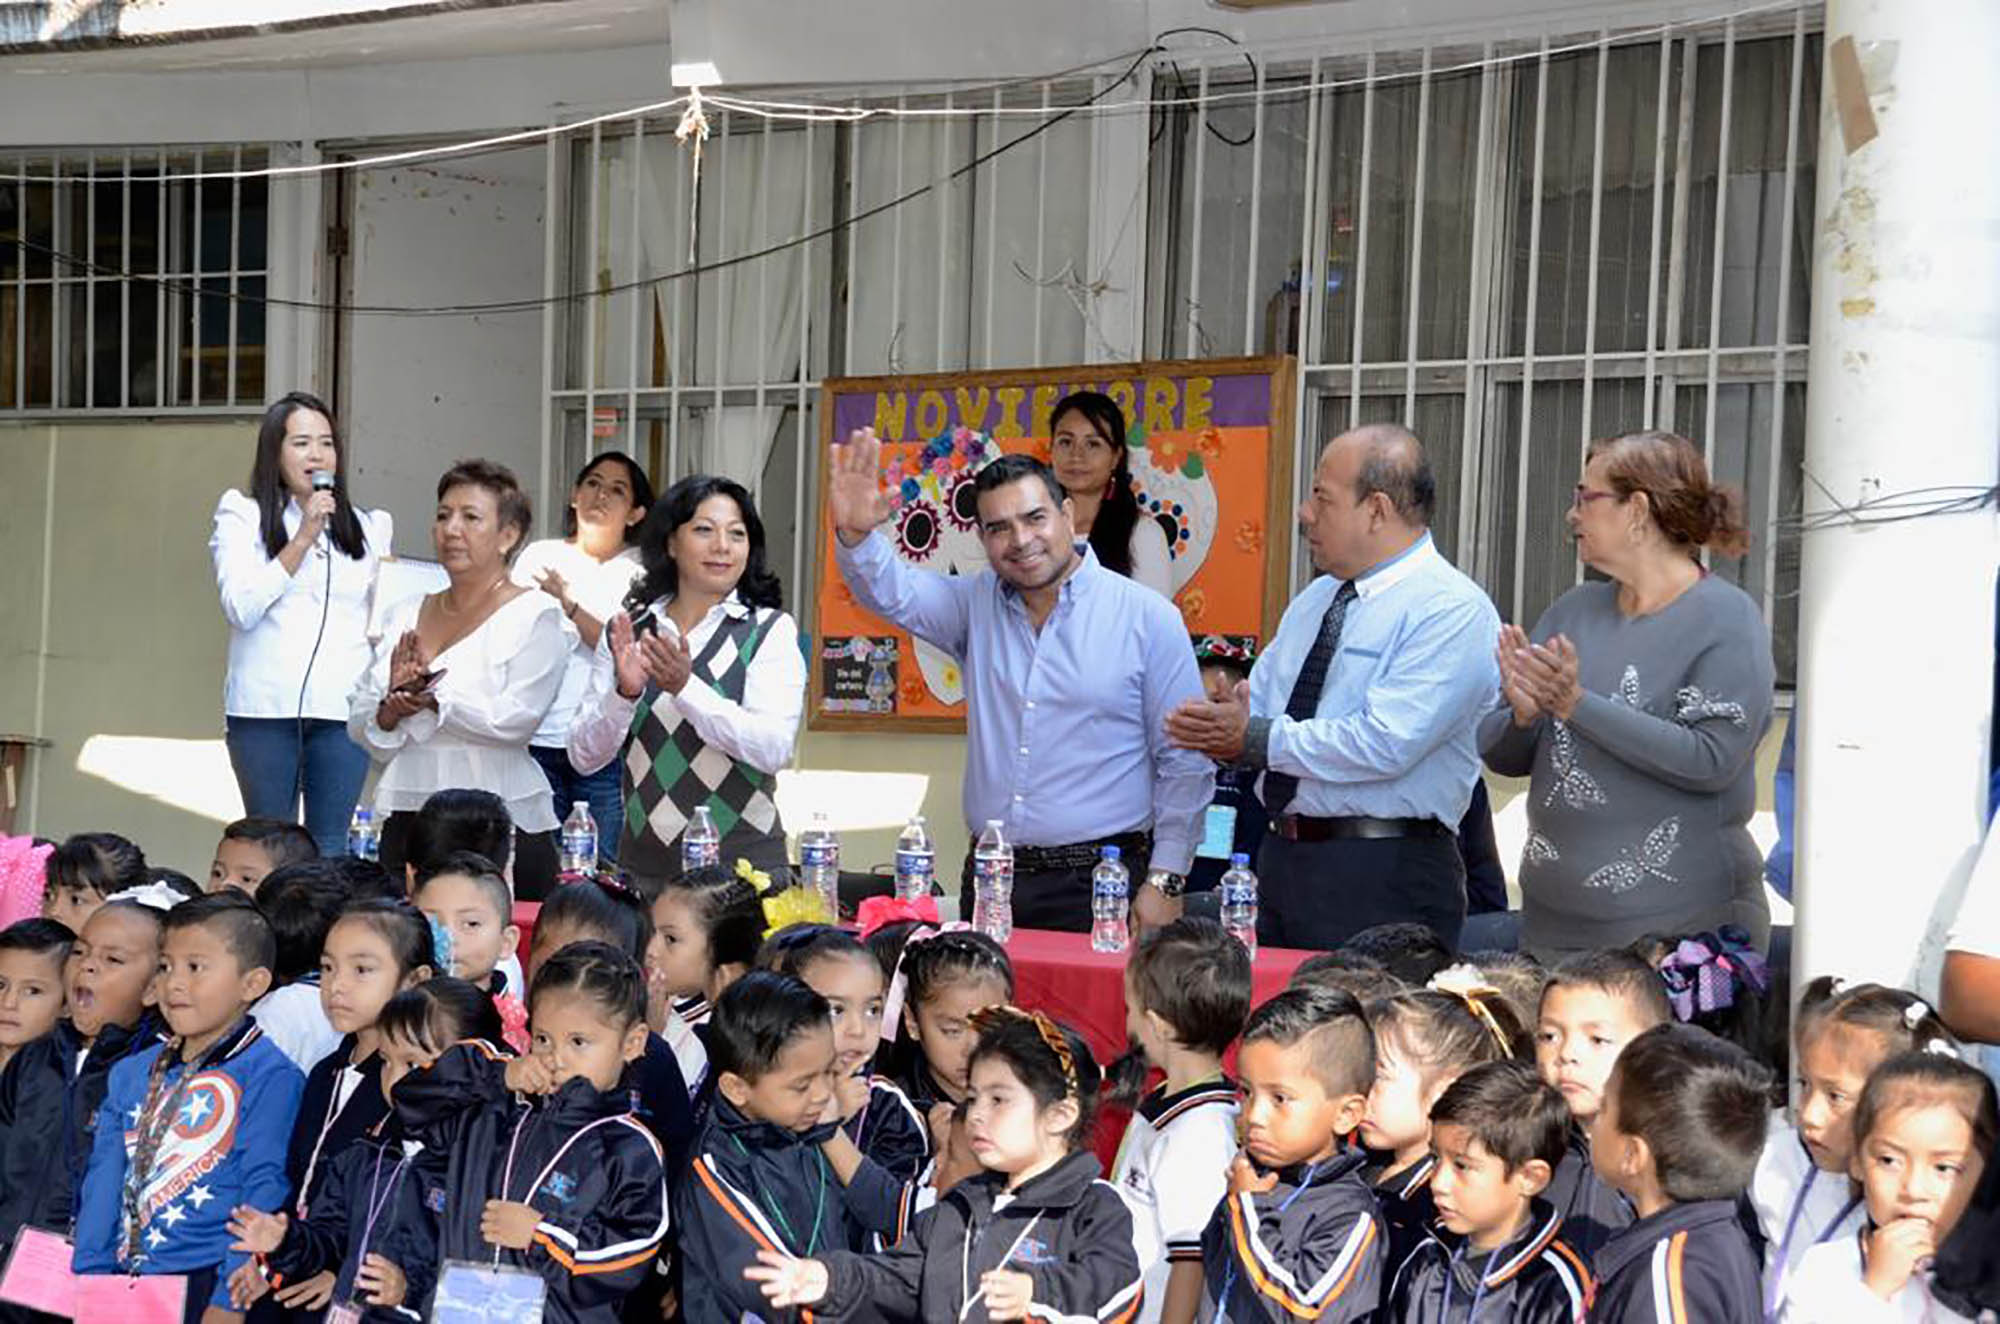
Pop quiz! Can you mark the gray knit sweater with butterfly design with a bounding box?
[1479,575,1774,959]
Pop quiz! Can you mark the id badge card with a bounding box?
[327,1302,364,1324]
[73,1272,188,1324]
[434,1259,547,1324]
[1195,803,1238,859]
[0,1227,78,1317]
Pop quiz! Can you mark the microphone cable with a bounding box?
[291,493,338,834]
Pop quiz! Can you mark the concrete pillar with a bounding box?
[1793,0,2000,992]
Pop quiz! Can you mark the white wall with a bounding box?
[340,147,549,554]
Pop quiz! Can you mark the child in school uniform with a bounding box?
[1534,949,1671,1261]
[1585,1023,1770,1324]
[676,970,867,1323]
[757,925,930,1249]
[71,891,307,1322]
[1752,979,1944,1318]
[1388,1061,1592,1323]
[0,891,169,1279]
[392,942,669,1324]
[1783,1048,1997,1324]
[1199,984,1385,1324]
[642,864,766,1104]
[1362,968,1529,1277]
[411,851,524,1048]
[743,1006,1142,1323]
[207,819,316,897]
[1113,917,1249,1324]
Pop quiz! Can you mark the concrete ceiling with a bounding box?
[0,0,668,72]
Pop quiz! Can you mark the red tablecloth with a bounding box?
[1007,927,1313,1169]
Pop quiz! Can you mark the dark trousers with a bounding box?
[1255,832,1467,953]
[224,715,370,857]
[377,809,561,901]
[957,836,1152,935]
[529,743,626,865]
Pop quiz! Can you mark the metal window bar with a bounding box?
[1762,8,1808,627]
[1242,57,1269,356]
[1511,40,1551,628]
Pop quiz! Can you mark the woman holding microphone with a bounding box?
[210,392,393,855]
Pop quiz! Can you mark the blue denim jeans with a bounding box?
[224,716,370,857]
[530,743,626,865]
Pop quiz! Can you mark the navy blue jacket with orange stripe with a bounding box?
[393,1041,670,1324]
[262,1117,436,1323]
[676,1096,868,1324]
[815,1149,1143,1323]
[1386,1198,1593,1323]
[1585,1199,1759,1324]
[1199,1148,1385,1322]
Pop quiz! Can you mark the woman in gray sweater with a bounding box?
[1480,431,1774,959]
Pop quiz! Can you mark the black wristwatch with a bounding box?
[1146,869,1187,898]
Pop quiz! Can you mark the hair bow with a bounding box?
[103,880,188,913]
[878,921,971,1046]
[857,894,940,938]
[1658,929,1769,1023]
[968,1004,1079,1095]
[0,835,54,928]
[1427,963,1515,1054]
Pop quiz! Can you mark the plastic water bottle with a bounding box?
[800,813,841,920]
[560,801,597,878]
[1219,852,1259,958]
[1090,846,1130,953]
[682,805,720,871]
[894,815,936,902]
[345,806,380,862]
[971,820,1014,945]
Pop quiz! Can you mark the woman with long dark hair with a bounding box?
[1047,390,1172,597]
[511,451,655,862]
[210,391,393,854]
[567,475,805,880]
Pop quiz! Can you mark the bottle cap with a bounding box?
[1101,846,1121,861]
[1230,852,1250,866]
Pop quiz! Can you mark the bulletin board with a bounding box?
[810,355,1297,733]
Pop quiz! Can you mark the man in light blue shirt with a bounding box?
[830,430,1213,933]
[1167,424,1499,950]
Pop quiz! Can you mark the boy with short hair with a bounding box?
[1534,949,1671,1260]
[248,861,348,1070]
[1115,917,1251,1324]
[72,891,306,1319]
[207,817,317,895]
[0,900,166,1266]
[0,917,75,1071]
[1585,1024,1768,1324]
[1388,1060,1592,1322]
[677,970,860,1324]
[411,850,521,991]
[1199,984,1384,1323]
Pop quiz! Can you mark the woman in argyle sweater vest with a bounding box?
[568,475,806,880]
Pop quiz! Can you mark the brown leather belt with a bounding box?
[1269,814,1451,843]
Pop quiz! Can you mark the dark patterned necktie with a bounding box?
[1261,579,1358,816]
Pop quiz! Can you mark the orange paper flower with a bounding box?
[1178,588,1208,626]
[1151,433,1190,471]
[900,674,927,709]
[1234,520,1264,554]
[1195,427,1225,463]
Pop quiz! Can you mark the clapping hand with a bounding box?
[828,428,896,545]
[1164,679,1252,762]
[480,1199,542,1250]
[227,1205,288,1255]
[979,1268,1035,1321]
[1496,625,1544,727]
[745,1248,830,1308]
[1510,634,1582,722]
[355,1253,409,1307]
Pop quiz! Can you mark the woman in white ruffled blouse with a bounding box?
[210,392,393,855]
[348,459,569,898]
